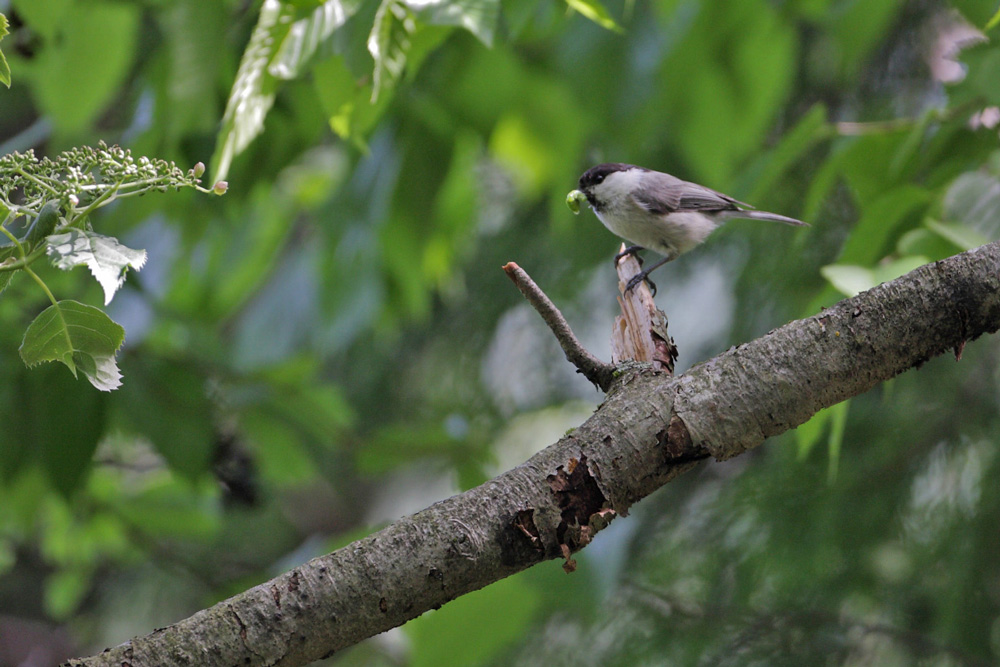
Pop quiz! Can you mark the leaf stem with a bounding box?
[23,263,59,308]
[2,220,69,350]
[0,245,46,271]
[0,221,24,254]
[72,180,121,225]
[14,167,61,197]
[23,265,74,356]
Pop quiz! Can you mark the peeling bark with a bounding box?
[66,242,1000,667]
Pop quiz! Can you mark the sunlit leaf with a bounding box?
[214,0,365,180]
[368,0,416,102]
[19,300,125,391]
[211,0,295,181]
[271,0,363,79]
[563,0,622,33]
[988,6,1000,31]
[410,0,499,46]
[0,12,11,88]
[46,229,147,305]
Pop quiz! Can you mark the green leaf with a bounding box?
[24,200,61,251]
[314,54,392,143]
[951,40,1000,107]
[241,412,317,485]
[0,269,14,295]
[825,399,847,484]
[159,1,228,140]
[796,405,832,460]
[368,0,416,102]
[9,0,71,40]
[4,362,107,496]
[19,1,139,131]
[819,264,875,298]
[924,219,989,252]
[19,300,126,392]
[113,476,219,539]
[563,0,622,32]
[988,5,1000,31]
[821,255,929,298]
[0,13,10,88]
[747,103,832,204]
[795,400,849,484]
[270,0,364,79]
[410,0,499,46]
[838,185,931,265]
[942,169,1000,236]
[45,566,93,619]
[212,0,365,179]
[895,228,963,260]
[823,0,900,82]
[211,0,295,181]
[46,229,146,305]
[407,575,540,667]
[117,358,215,479]
[949,0,1000,28]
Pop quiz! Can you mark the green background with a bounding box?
[2,0,1000,664]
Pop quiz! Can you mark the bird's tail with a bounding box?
[722,209,808,226]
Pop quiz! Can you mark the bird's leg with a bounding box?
[615,245,644,264]
[624,254,674,296]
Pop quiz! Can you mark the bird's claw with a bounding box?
[615,245,644,264]
[624,272,657,296]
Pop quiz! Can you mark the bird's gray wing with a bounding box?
[632,177,749,214]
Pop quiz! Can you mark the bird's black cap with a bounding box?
[578,163,643,189]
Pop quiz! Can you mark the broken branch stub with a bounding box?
[612,246,677,373]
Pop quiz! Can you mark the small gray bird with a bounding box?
[576,163,807,293]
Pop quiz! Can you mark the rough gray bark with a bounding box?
[66,242,1000,667]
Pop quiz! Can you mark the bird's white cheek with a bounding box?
[594,170,645,203]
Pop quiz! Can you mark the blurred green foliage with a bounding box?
[2,0,1000,665]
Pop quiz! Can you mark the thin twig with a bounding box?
[503,262,615,391]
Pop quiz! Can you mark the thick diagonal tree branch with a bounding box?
[67,242,1000,667]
